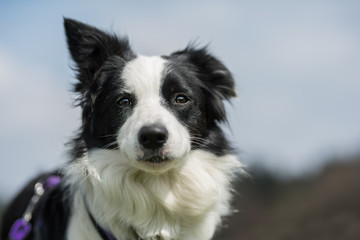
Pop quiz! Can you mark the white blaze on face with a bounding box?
[117,56,191,172]
[121,55,165,99]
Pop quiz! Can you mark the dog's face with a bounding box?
[64,18,236,173]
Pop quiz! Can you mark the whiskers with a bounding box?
[103,141,120,150]
[98,134,120,150]
[190,136,213,148]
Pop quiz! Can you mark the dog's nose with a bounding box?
[138,124,168,150]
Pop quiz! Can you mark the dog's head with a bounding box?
[64,18,236,173]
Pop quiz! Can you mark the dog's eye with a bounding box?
[174,94,189,104]
[117,97,132,107]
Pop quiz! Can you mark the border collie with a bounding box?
[1,18,243,240]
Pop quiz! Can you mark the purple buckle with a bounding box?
[9,218,32,240]
[44,175,61,189]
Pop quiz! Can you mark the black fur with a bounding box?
[163,47,236,155]
[65,18,136,153]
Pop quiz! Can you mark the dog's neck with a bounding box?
[65,149,241,239]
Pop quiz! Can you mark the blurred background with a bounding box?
[1,1,359,239]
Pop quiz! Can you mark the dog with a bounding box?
[1,18,243,240]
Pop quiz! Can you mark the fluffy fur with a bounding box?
[1,18,243,240]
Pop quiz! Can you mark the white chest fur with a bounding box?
[65,150,242,240]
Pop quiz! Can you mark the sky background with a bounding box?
[0,1,359,200]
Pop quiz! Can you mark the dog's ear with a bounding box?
[172,46,237,123]
[186,46,237,99]
[64,18,134,92]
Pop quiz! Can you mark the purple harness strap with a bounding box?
[8,175,61,240]
[9,174,120,240]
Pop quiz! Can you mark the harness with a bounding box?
[85,202,117,240]
[84,199,144,240]
[8,175,119,240]
[8,175,61,240]
[7,175,148,240]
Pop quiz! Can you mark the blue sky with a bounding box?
[1,1,360,199]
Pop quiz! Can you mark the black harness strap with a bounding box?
[87,210,116,240]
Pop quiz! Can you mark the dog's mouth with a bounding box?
[144,156,169,164]
[135,154,178,173]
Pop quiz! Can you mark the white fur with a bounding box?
[64,55,243,240]
[65,149,242,240]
